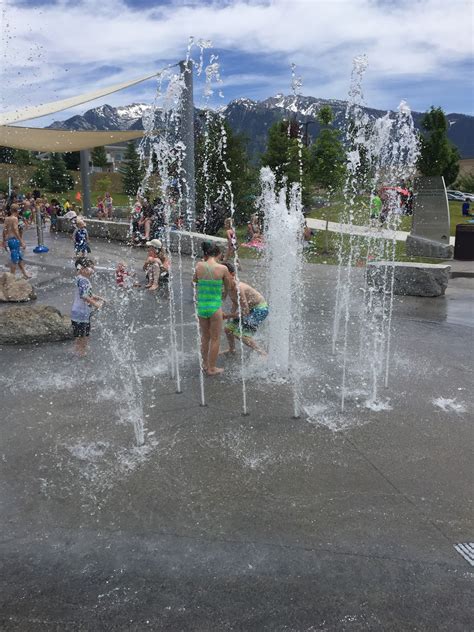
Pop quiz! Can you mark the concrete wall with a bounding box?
[56,217,226,256]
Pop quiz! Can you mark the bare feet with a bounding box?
[148,284,158,292]
[206,367,224,376]
[219,348,236,356]
[23,273,32,279]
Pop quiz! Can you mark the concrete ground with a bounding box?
[0,229,473,631]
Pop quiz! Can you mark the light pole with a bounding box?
[179,59,195,229]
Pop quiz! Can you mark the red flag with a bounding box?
[75,191,82,201]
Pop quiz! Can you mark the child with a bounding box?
[1,204,31,279]
[97,196,105,219]
[22,200,32,225]
[104,192,113,218]
[70,258,105,357]
[115,261,140,289]
[49,199,59,231]
[222,261,268,356]
[73,218,91,258]
[143,239,165,291]
[247,213,261,242]
[224,217,239,264]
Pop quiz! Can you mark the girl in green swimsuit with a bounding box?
[193,242,231,375]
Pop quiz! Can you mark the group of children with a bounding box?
[70,226,269,366]
[96,193,114,219]
[194,240,269,376]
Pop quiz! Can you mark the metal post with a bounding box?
[179,60,195,229]
[80,149,91,216]
[33,202,49,253]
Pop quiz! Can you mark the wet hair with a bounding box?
[75,257,95,270]
[201,241,221,258]
[223,261,235,275]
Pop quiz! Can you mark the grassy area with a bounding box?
[304,229,442,265]
[307,196,470,237]
[231,222,443,266]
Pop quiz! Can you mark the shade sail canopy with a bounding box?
[0,126,145,152]
[0,71,162,126]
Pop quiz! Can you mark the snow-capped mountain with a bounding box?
[48,97,474,159]
[48,103,153,131]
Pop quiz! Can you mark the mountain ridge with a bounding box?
[47,96,474,159]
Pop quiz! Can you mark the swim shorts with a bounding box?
[7,238,23,264]
[225,303,268,338]
[71,320,91,337]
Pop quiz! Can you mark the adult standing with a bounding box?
[193,242,231,375]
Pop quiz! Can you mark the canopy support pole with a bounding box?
[80,150,91,215]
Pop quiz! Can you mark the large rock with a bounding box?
[0,305,73,344]
[367,261,451,297]
[406,234,454,259]
[0,272,36,302]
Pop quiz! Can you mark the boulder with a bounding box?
[366,261,451,297]
[406,234,454,259]
[0,305,73,344]
[0,272,36,302]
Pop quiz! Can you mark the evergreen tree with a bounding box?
[196,117,257,226]
[14,149,35,166]
[48,153,74,192]
[418,106,460,186]
[0,146,15,163]
[30,161,51,189]
[91,146,108,169]
[63,151,81,171]
[310,106,346,192]
[261,119,311,202]
[120,142,144,196]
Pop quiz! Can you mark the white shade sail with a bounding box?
[0,126,145,152]
[0,71,161,126]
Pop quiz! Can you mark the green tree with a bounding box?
[196,117,257,225]
[0,146,15,163]
[48,153,74,192]
[91,146,108,169]
[261,119,311,202]
[120,142,144,196]
[63,151,81,171]
[417,106,460,186]
[310,106,346,192]
[14,149,35,166]
[455,171,474,192]
[30,161,51,189]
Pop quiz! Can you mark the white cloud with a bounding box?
[1,0,473,116]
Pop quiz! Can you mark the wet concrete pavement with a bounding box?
[0,230,473,630]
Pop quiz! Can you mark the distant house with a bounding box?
[106,145,127,172]
[36,144,130,172]
[90,145,128,173]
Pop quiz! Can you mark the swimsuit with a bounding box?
[226,302,268,338]
[74,228,91,254]
[71,276,93,336]
[197,262,223,318]
[7,238,23,264]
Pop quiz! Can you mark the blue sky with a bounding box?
[2,0,473,126]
